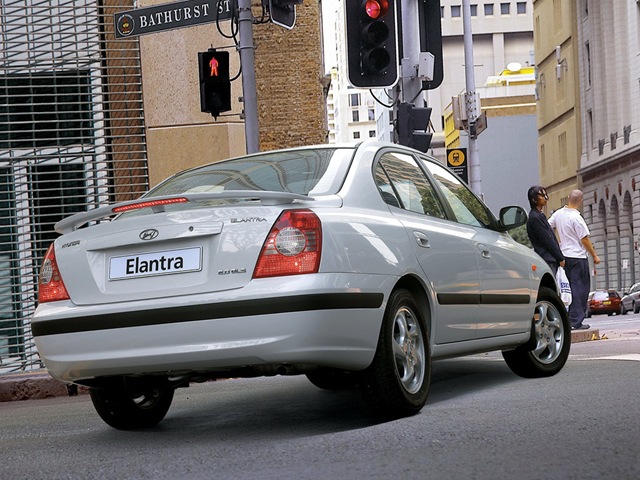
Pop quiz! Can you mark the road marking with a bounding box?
[571,354,640,362]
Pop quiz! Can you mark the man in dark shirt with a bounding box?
[526,186,565,275]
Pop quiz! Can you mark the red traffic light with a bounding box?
[365,0,388,19]
[345,0,398,88]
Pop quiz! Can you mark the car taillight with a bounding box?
[38,243,70,303]
[253,209,322,278]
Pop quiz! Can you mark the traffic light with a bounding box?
[198,49,231,119]
[396,103,433,152]
[267,0,302,30]
[345,0,399,88]
[418,0,444,90]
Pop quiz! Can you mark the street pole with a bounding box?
[400,0,423,107]
[237,0,260,154]
[462,0,481,195]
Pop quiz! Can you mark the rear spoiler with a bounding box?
[55,191,314,234]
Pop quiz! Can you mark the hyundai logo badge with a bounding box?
[139,229,159,241]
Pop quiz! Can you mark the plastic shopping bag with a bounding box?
[556,266,572,307]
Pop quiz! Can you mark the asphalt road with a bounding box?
[1,317,639,480]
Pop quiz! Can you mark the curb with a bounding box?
[0,329,601,403]
[0,371,88,403]
[571,328,599,344]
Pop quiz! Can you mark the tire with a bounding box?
[621,303,627,315]
[634,302,640,314]
[502,286,570,378]
[306,368,360,390]
[89,377,174,430]
[360,289,431,417]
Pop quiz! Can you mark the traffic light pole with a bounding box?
[399,0,423,107]
[238,0,260,154]
[462,0,481,195]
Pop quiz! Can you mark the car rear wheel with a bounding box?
[502,287,570,378]
[89,377,174,430]
[360,288,431,417]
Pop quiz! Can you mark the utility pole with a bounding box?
[462,0,481,195]
[400,0,423,106]
[237,0,260,154]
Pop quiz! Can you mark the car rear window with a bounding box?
[592,291,610,301]
[148,148,354,197]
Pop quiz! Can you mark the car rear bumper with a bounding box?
[33,274,392,382]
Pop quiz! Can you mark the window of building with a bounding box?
[484,4,494,15]
[368,108,375,121]
[558,132,567,167]
[0,70,93,149]
[349,93,360,107]
[451,5,461,17]
[500,2,510,14]
[587,110,594,149]
[352,110,360,122]
[441,6,445,18]
[470,4,478,16]
[516,2,526,14]
[369,130,376,138]
[353,131,360,139]
[585,42,592,87]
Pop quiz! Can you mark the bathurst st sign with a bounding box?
[114,0,232,39]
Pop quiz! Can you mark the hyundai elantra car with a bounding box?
[32,141,570,429]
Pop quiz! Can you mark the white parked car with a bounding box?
[33,141,570,429]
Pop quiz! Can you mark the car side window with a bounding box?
[376,153,447,219]
[421,159,493,228]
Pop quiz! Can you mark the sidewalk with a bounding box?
[0,330,599,403]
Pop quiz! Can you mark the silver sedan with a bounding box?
[33,141,570,429]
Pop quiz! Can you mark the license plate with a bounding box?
[603,301,611,305]
[109,247,202,280]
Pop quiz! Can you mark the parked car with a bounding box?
[32,141,570,430]
[621,282,640,314]
[586,290,622,317]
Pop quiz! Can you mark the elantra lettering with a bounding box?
[126,256,184,274]
[109,247,201,280]
[231,217,267,223]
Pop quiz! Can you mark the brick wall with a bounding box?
[254,2,328,151]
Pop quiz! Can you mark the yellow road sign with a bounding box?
[447,149,466,167]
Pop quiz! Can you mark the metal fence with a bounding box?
[1,0,148,373]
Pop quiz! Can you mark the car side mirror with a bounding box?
[498,205,527,232]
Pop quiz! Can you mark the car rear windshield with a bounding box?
[148,148,354,197]
[592,291,616,301]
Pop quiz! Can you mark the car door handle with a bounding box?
[413,231,431,248]
[476,243,491,259]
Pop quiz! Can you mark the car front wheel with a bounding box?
[621,303,627,315]
[360,288,431,417]
[89,377,174,430]
[502,286,570,378]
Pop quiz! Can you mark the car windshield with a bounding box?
[149,147,354,197]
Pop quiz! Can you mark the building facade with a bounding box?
[575,0,640,292]
[533,0,580,212]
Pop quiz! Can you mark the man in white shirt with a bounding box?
[549,190,601,330]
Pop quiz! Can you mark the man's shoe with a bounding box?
[571,324,590,330]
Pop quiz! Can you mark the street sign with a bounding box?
[114,0,232,39]
[447,148,468,184]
